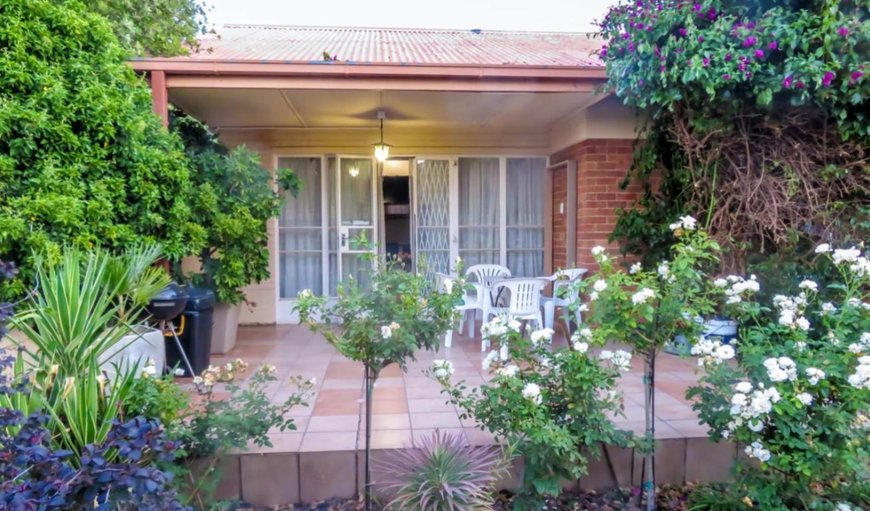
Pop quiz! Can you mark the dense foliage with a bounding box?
[0,351,190,511]
[600,0,870,268]
[90,0,210,56]
[0,0,205,299]
[689,245,870,510]
[171,112,301,305]
[435,321,630,510]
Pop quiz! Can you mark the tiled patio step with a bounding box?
[209,438,737,507]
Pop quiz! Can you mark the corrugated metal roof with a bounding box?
[179,25,603,67]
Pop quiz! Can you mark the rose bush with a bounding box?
[570,217,721,509]
[434,319,631,510]
[688,244,870,510]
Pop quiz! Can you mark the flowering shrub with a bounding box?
[688,244,870,510]
[600,0,869,262]
[434,320,630,510]
[572,217,720,508]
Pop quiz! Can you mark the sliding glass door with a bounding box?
[412,156,547,277]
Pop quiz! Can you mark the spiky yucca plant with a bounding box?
[376,430,510,511]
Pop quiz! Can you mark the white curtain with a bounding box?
[506,157,546,276]
[278,157,323,297]
[458,157,500,267]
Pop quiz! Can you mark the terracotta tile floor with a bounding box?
[210,324,707,454]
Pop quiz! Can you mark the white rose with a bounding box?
[380,325,393,339]
[522,382,542,404]
[593,279,607,292]
[814,243,831,254]
[573,341,589,354]
[735,381,753,393]
[796,392,814,406]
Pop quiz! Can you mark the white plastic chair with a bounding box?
[464,264,511,340]
[541,268,588,334]
[435,272,477,348]
[485,278,548,348]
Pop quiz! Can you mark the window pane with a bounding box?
[506,157,546,276]
[277,157,323,297]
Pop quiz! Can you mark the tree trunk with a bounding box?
[364,365,375,511]
[644,348,657,511]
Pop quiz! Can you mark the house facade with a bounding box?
[132,25,644,325]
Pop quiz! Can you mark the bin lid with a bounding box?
[183,286,216,311]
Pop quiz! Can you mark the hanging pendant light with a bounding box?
[372,110,391,162]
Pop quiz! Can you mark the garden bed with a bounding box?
[230,485,697,511]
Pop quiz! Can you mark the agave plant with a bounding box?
[375,430,511,511]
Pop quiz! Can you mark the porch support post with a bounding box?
[150,70,169,127]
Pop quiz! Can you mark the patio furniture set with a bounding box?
[437,265,588,349]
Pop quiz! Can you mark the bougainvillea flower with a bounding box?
[783,75,794,88]
[678,27,688,37]
[743,36,757,47]
[754,49,764,59]
[851,70,864,83]
[838,26,849,37]
[822,71,836,87]
[768,40,778,50]
[698,35,705,42]
[723,73,731,80]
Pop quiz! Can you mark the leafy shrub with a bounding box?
[434,321,629,510]
[170,112,300,305]
[688,244,870,510]
[5,247,168,460]
[0,0,206,299]
[0,350,189,511]
[375,430,510,511]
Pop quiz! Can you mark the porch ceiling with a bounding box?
[169,88,603,134]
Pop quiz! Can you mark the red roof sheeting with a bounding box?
[176,25,603,68]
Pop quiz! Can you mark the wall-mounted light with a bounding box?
[348,167,359,178]
[372,110,391,162]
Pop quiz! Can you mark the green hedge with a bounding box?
[0,0,206,298]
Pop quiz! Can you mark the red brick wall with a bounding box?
[550,139,639,271]
[551,166,568,270]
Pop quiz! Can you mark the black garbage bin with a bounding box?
[166,287,215,377]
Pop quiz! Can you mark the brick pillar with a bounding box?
[550,139,638,272]
[551,165,568,270]
[150,70,168,127]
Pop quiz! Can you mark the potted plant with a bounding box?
[170,112,300,353]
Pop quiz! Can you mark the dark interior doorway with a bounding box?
[383,175,411,269]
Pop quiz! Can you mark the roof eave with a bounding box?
[128,58,607,81]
